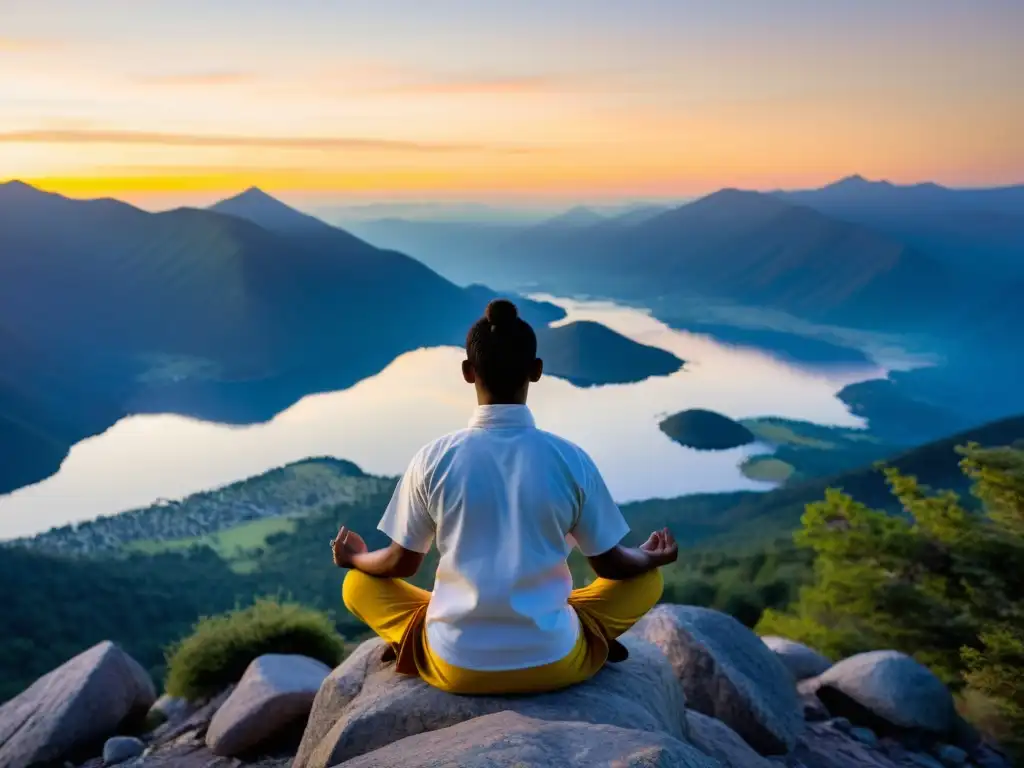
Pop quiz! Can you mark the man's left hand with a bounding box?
[331,526,368,568]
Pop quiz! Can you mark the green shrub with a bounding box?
[164,598,345,700]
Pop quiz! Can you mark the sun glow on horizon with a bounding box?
[2,1,1021,205]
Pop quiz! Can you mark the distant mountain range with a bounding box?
[0,182,676,496]
[775,175,1024,276]
[352,178,1024,340]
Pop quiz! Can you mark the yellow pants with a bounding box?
[342,568,663,695]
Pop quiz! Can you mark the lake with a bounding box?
[0,296,888,539]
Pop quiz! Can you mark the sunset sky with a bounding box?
[2,0,1022,207]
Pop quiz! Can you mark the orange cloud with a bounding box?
[0,128,532,154]
[134,71,257,86]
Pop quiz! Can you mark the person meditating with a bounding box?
[332,299,677,695]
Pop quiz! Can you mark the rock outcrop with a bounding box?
[293,635,690,768]
[0,641,156,768]
[804,651,957,736]
[628,605,803,754]
[11,606,1008,768]
[761,635,832,680]
[206,654,331,757]
[334,711,716,768]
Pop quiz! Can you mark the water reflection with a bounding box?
[0,297,884,539]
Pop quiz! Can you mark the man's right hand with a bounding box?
[640,528,678,567]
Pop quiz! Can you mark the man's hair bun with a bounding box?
[484,299,519,326]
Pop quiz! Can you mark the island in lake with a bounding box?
[537,321,683,387]
[658,409,755,450]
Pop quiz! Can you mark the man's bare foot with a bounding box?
[607,639,629,663]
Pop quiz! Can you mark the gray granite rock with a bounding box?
[628,605,803,754]
[102,736,144,765]
[294,635,688,768]
[0,641,156,768]
[291,638,390,767]
[205,654,331,757]
[761,637,832,681]
[789,721,904,768]
[685,711,773,768]
[807,651,956,736]
[333,711,717,768]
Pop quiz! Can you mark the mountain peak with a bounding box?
[210,187,330,234]
[545,206,605,228]
[0,179,47,198]
[219,186,285,207]
[825,175,904,192]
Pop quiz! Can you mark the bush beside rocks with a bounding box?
[164,599,344,702]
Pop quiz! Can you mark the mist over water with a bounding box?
[0,297,884,539]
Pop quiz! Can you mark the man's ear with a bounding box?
[462,359,476,384]
[529,358,543,383]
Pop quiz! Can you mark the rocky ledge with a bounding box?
[0,605,1014,768]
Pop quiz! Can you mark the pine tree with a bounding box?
[757,444,1024,748]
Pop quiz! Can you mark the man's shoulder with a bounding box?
[413,429,474,466]
[533,429,595,472]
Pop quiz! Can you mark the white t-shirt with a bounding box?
[377,404,630,671]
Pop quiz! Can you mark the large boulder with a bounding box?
[205,654,331,757]
[761,636,832,681]
[628,605,802,755]
[0,641,156,768]
[294,635,689,768]
[685,711,773,768]
[335,711,717,768]
[806,651,956,736]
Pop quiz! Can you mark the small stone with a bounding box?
[934,744,968,767]
[829,716,852,733]
[850,727,878,748]
[103,736,145,765]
